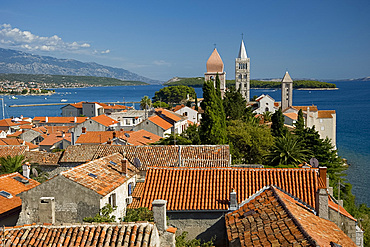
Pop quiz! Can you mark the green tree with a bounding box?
[83,204,116,223]
[223,86,247,120]
[182,123,201,145]
[175,231,214,247]
[140,96,152,110]
[194,97,199,111]
[0,155,25,174]
[152,101,170,109]
[264,133,310,167]
[271,108,287,137]
[21,89,28,94]
[153,85,196,105]
[227,120,274,164]
[199,80,227,144]
[294,109,305,135]
[123,207,153,222]
[261,111,272,123]
[153,133,192,145]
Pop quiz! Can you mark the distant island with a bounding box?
[165,77,337,89]
[0,73,148,89]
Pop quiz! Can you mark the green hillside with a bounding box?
[164,77,336,89]
[0,73,148,86]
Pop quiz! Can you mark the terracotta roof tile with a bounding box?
[39,133,71,146]
[283,112,298,120]
[91,115,119,127]
[0,172,40,215]
[318,110,336,118]
[132,167,320,211]
[33,117,87,124]
[155,108,182,122]
[0,222,157,246]
[328,195,356,221]
[0,138,37,150]
[76,131,127,144]
[0,118,30,127]
[292,105,318,112]
[172,104,185,112]
[60,153,137,196]
[59,145,100,163]
[0,146,27,157]
[225,186,356,246]
[25,151,62,166]
[125,130,161,145]
[148,115,173,130]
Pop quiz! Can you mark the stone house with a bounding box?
[129,166,358,246]
[17,153,138,225]
[107,109,147,131]
[61,101,129,117]
[32,116,87,127]
[172,105,201,124]
[68,114,119,143]
[284,105,337,147]
[38,132,71,152]
[252,94,279,115]
[0,171,40,226]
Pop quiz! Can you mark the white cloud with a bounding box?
[0,24,100,53]
[153,60,171,66]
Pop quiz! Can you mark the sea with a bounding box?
[2,81,369,206]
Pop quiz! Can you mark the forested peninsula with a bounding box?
[164,77,337,89]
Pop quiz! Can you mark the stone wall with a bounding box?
[167,211,227,247]
[329,207,357,243]
[17,175,101,225]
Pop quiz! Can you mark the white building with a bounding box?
[252,94,279,115]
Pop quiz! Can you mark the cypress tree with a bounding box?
[271,108,287,137]
[294,109,305,135]
[199,80,227,144]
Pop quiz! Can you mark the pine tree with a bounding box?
[294,109,305,135]
[223,86,247,120]
[199,80,227,144]
[271,108,287,137]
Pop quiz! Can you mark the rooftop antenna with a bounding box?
[241,33,244,40]
[213,43,216,49]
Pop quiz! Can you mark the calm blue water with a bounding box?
[2,81,369,205]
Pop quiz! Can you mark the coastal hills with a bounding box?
[0,48,161,85]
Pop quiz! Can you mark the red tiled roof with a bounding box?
[60,145,100,163]
[25,151,62,166]
[0,138,37,150]
[76,131,128,144]
[225,186,356,247]
[91,115,119,127]
[0,172,40,215]
[148,115,173,130]
[69,101,129,110]
[328,195,356,221]
[33,116,87,124]
[93,145,231,169]
[126,130,162,145]
[0,146,27,157]
[283,112,298,120]
[132,167,320,211]
[172,104,185,112]
[292,105,318,112]
[39,133,71,146]
[0,119,30,127]
[0,222,157,246]
[60,153,137,196]
[155,108,182,122]
[318,110,336,118]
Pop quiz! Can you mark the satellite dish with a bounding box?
[32,168,38,177]
[310,157,319,168]
[133,157,142,168]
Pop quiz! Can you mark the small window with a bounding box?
[265,107,269,112]
[128,183,133,196]
[320,119,323,123]
[109,193,116,207]
[321,126,325,131]
[0,190,13,199]
[88,173,97,179]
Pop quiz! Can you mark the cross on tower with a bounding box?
[241,33,244,40]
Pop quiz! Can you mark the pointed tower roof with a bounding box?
[282,71,293,83]
[206,48,224,73]
[238,39,248,59]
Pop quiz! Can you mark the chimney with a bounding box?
[74,117,77,123]
[316,166,329,220]
[113,132,116,138]
[22,129,26,134]
[229,188,238,211]
[82,127,86,134]
[121,159,128,176]
[22,161,31,179]
[45,116,48,123]
[62,131,65,138]
[71,131,76,145]
[107,139,112,145]
[152,199,167,232]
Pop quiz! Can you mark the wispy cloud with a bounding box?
[0,24,108,54]
[153,60,171,66]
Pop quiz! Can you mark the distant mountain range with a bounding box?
[0,48,161,84]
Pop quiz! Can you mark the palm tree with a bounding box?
[140,96,152,119]
[0,155,25,174]
[262,111,272,123]
[264,133,310,167]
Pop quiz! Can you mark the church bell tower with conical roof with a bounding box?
[281,71,293,111]
[205,48,226,97]
[235,39,250,102]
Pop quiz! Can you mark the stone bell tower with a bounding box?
[281,71,293,111]
[235,39,250,102]
[205,48,226,97]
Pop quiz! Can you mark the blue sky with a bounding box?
[1,0,369,81]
